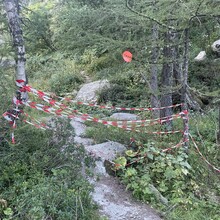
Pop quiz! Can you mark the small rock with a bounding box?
[74,136,94,146]
[110,113,140,121]
[194,51,206,61]
[75,80,110,102]
[70,119,87,136]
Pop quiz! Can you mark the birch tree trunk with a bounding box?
[181,28,190,150]
[4,0,27,86]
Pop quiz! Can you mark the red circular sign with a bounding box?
[122,51,132,62]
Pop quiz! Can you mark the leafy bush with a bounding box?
[111,109,220,219]
[97,68,149,107]
[114,143,193,202]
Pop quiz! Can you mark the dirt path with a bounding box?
[70,118,162,220]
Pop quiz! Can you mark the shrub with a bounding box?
[27,54,85,95]
[0,119,99,220]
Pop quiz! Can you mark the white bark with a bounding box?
[4,0,26,84]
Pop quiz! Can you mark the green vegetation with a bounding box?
[1,0,220,219]
[85,110,220,220]
[0,119,99,220]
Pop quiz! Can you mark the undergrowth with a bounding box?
[84,108,220,220]
[0,118,99,220]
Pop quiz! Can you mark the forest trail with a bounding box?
[71,118,162,220]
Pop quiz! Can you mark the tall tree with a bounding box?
[160,28,174,129]
[4,0,27,89]
[150,22,159,118]
[149,1,159,118]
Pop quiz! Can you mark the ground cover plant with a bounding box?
[1,0,220,219]
[84,108,220,220]
[0,119,100,220]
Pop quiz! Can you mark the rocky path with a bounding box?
[70,118,162,220]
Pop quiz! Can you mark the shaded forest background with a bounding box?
[0,0,220,219]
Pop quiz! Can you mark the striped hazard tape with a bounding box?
[19,84,183,112]
[16,97,185,135]
[5,80,187,144]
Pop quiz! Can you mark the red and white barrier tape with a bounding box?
[189,133,220,173]
[5,80,186,143]
[22,112,51,130]
[15,82,188,134]
[3,107,19,144]
[19,83,183,111]
[3,109,50,131]
[23,98,186,125]
[18,98,185,135]
[11,131,15,144]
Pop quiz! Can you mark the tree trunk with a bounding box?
[160,29,174,129]
[217,105,220,146]
[181,28,189,108]
[173,33,183,105]
[150,22,160,118]
[181,28,189,150]
[4,0,27,86]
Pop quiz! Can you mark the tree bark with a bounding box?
[173,33,183,105]
[160,29,174,129]
[181,28,190,150]
[4,0,27,86]
[150,22,160,118]
[217,105,220,146]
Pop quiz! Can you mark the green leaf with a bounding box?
[176,156,184,162]
[125,150,137,157]
[114,157,127,170]
[3,208,13,216]
[159,181,169,192]
[181,168,189,175]
[180,161,191,169]
[125,167,137,177]
[164,167,176,180]
[147,153,154,160]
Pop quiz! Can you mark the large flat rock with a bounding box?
[85,141,126,161]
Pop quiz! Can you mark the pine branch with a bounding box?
[125,0,176,30]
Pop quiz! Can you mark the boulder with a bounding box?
[85,141,126,161]
[75,80,110,103]
[194,51,206,62]
[85,141,126,176]
[110,113,140,121]
[211,39,220,53]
